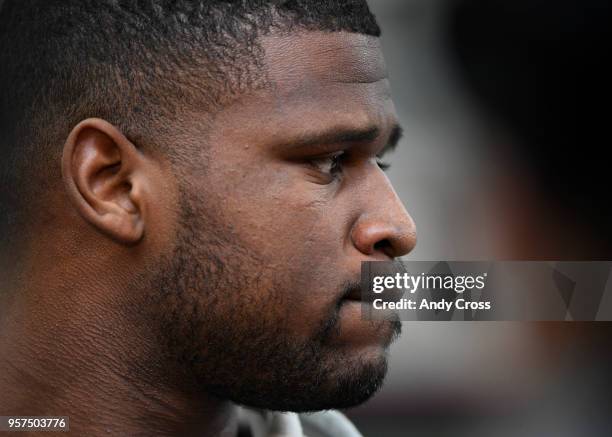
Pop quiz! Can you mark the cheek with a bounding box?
[211,162,342,259]
[203,166,348,334]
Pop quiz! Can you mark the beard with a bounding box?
[147,184,399,412]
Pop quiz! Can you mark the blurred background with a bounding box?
[345,0,612,436]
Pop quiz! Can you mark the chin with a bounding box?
[294,351,390,412]
[281,321,399,411]
[222,347,391,413]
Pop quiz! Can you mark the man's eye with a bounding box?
[307,153,390,178]
[309,152,344,176]
[377,159,391,171]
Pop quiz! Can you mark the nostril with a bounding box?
[373,239,392,253]
[352,217,416,258]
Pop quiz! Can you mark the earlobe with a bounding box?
[62,118,146,245]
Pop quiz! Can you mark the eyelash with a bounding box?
[377,160,391,171]
[309,152,391,178]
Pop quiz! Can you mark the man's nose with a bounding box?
[350,190,417,259]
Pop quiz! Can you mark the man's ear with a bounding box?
[62,118,147,245]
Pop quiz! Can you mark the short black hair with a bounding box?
[0,0,380,237]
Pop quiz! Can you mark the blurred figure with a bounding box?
[447,0,611,260]
[445,1,612,436]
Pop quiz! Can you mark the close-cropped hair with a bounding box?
[0,0,380,236]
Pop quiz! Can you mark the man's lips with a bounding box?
[340,281,405,304]
[334,281,403,347]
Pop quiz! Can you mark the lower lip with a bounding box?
[333,299,397,347]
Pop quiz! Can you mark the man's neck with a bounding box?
[0,281,237,437]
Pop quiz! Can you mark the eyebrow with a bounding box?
[380,124,404,155]
[280,123,404,153]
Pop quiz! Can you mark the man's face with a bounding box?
[151,31,416,411]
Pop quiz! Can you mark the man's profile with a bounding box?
[0,1,416,435]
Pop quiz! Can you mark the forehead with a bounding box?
[207,31,396,146]
[262,31,388,88]
[261,32,393,127]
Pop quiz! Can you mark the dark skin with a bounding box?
[0,31,415,436]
